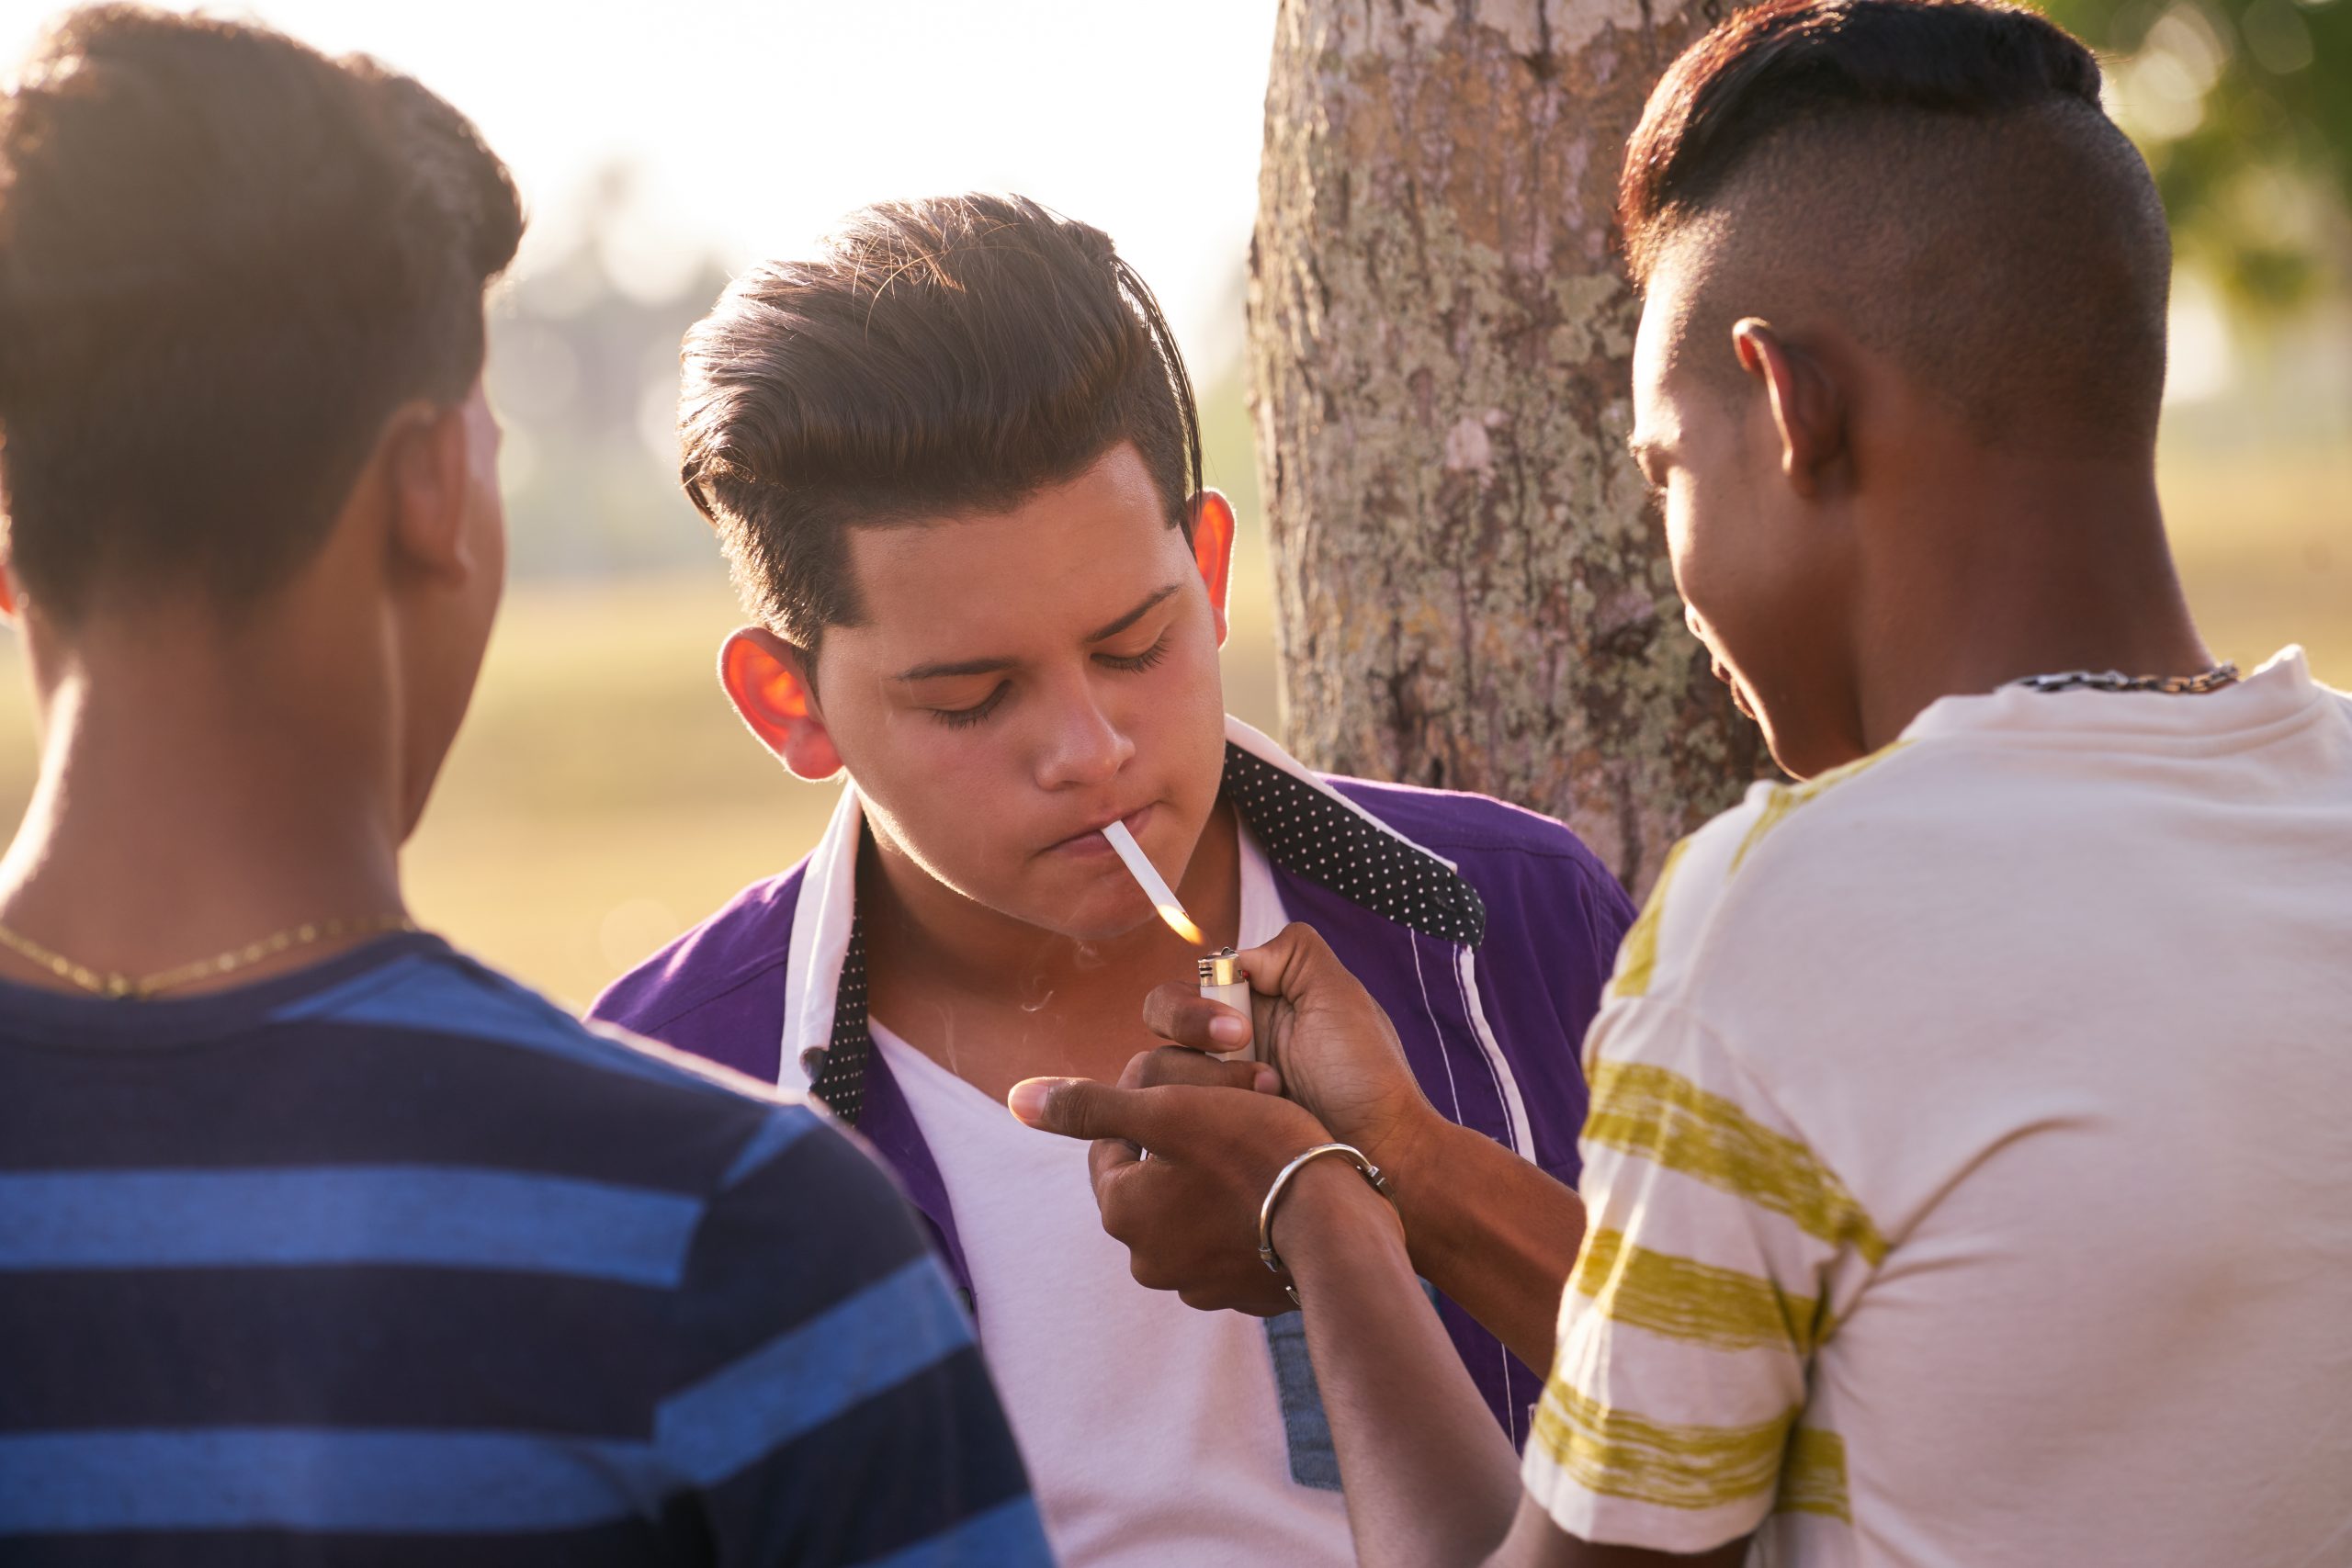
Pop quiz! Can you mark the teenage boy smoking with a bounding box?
[1017,3,2352,1564]
[592,195,1638,1565]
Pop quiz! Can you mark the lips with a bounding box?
[1713,663,1757,719]
[1045,803,1153,855]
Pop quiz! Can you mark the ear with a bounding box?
[719,626,844,781]
[1190,490,1237,649]
[382,398,481,581]
[1732,318,1846,501]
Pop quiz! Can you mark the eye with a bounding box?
[929,682,1009,729]
[1097,634,1171,674]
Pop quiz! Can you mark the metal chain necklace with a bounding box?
[2007,662,2241,696]
[0,912,416,1000]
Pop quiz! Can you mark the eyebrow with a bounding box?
[889,583,1184,683]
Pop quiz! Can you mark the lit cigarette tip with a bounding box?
[1156,904,1205,945]
[1101,819,1205,947]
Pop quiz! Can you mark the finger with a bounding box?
[1182,1285,1299,1318]
[1092,1154,1187,1257]
[1232,920,1340,999]
[1131,1045,1278,1095]
[1008,1077,1165,1145]
[1140,983,1253,1054]
[1088,1132,1142,1195]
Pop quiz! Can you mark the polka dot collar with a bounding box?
[1219,746,1487,946]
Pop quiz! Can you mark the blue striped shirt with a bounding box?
[0,933,1049,1565]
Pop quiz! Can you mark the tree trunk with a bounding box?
[1248,0,1763,897]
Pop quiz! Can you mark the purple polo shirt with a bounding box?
[593,721,1634,1451]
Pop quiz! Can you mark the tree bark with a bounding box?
[1249,0,1764,897]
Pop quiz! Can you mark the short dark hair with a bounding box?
[0,5,522,618]
[678,193,1203,654]
[1618,0,2170,453]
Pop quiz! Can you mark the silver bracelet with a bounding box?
[1257,1142,1395,1306]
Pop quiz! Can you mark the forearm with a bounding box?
[1385,1114,1587,1372]
[1279,1162,1528,1568]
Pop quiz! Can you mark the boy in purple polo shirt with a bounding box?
[590,193,1637,1566]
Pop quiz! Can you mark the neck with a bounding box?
[1850,454,2211,751]
[0,611,406,994]
[860,798,1242,1021]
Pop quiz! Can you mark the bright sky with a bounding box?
[0,0,1280,360]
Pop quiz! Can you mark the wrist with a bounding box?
[1353,1093,1452,1192]
[1270,1155,1407,1276]
[1384,1115,1487,1275]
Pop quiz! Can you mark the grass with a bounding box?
[0,442,2341,1010]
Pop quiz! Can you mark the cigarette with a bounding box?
[1102,820,1204,944]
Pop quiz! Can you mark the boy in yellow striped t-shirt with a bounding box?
[1015,0,2352,1563]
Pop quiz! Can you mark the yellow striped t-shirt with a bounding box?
[1521,651,2352,1564]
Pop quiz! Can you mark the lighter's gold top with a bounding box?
[1197,947,1243,987]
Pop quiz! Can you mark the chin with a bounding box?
[1759,715,1867,782]
[1053,907,1167,946]
[393,764,443,844]
[1011,882,1169,946]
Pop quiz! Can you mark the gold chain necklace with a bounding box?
[0,913,417,1000]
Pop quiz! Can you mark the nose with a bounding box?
[1034,679,1135,793]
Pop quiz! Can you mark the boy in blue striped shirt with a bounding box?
[0,8,1046,1563]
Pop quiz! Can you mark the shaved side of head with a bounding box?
[1622,0,2172,457]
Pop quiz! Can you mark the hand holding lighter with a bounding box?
[1197,946,1255,1064]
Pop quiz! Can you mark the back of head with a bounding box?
[0,4,523,621]
[679,193,1202,654]
[1619,0,2172,457]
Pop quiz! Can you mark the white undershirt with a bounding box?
[870,825,1351,1568]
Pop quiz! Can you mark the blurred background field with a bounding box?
[0,0,2345,1009]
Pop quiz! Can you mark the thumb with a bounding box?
[1007,1077,1157,1145]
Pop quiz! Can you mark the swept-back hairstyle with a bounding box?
[0,4,522,618]
[678,193,1204,655]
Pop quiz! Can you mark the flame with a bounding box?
[1155,903,1205,946]
[1101,819,1205,946]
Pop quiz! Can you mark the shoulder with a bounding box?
[690,1095,910,1258]
[278,938,818,1183]
[653,1099,1045,1563]
[590,864,806,1043]
[1619,738,1969,1008]
[1325,773,1638,934]
[1327,773,1602,864]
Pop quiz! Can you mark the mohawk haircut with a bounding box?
[677,193,1204,655]
[0,5,522,619]
[1617,0,2173,454]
